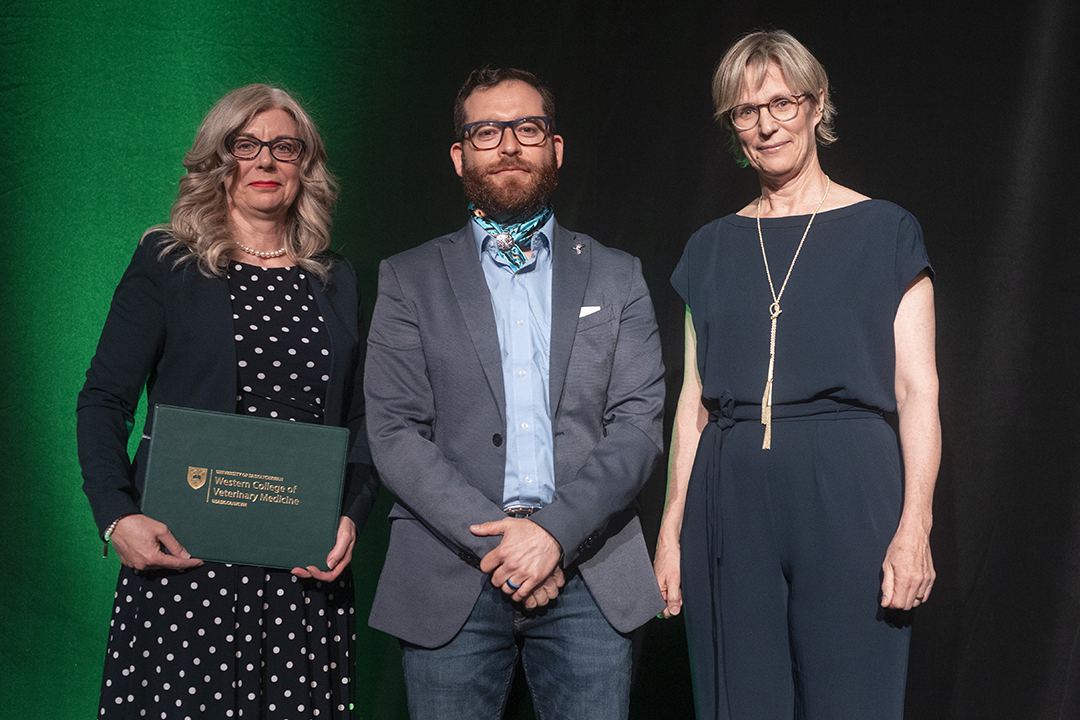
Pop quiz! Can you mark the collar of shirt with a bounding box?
[471,214,556,273]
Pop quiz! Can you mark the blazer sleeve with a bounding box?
[77,236,168,536]
[529,256,666,566]
[335,258,380,532]
[364,258,505,562]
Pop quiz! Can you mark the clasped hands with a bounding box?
[471,517,564,610]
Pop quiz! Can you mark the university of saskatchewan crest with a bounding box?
[187,467,208,490]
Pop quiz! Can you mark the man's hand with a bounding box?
[522,565,566,610]
[471,518,561,602]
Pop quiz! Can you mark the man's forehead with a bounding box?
[463,80,544,121]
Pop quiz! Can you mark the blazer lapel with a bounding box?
[441,226,507,422]
[549,223,590,418]
[193,264,240,409]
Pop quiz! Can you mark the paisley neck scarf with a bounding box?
[469,202,554,271]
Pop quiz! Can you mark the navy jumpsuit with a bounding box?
[672,200,932,720]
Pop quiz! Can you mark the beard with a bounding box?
[461,147,559,222]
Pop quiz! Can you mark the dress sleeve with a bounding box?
[895,209,934,300]
[671,226,715,386]
[671,233,696,310]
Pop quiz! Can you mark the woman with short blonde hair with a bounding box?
[655,30,939,719]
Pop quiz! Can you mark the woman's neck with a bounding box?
[757,165,830,218]
[228,215,292,267]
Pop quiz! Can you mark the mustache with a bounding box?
[485,159,535,174]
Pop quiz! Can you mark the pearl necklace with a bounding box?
[235,241,287,259]
[756,175,830,449]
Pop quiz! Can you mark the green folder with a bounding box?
[140,404,348,570]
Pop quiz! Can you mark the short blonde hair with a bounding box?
[151,84,339,280]
[712,30,837,147]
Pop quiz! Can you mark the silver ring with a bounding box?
[506,579,522,590]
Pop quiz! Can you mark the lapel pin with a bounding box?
[573,243,583,255]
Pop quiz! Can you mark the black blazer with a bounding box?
[77,232,375,539]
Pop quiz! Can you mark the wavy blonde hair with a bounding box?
[148,84,339,281]
[713,30,837,166]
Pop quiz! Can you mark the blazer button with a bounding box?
[492,434,503,447]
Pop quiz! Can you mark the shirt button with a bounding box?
[516,319,524,326]
[524,476,533,484]
[518,370,526,377]
[521,422,529,429]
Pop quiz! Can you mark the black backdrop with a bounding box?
[342,1,1080,718]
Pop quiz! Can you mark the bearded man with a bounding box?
[364,67,666,720]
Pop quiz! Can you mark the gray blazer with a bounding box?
[365,222,665,648]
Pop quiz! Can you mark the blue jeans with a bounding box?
[401,572,632,720]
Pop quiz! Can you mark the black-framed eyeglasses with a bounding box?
[727,93,811,131]
[463,116,551,150]
[226,134,306,162]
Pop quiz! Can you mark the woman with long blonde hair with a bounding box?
[78,84,376,719]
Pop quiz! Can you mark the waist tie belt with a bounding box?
[706,396,884,426]
[697,395,884,566]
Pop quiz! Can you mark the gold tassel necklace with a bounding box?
[757,175,830,449]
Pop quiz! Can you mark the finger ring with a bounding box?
[506,579,522,589]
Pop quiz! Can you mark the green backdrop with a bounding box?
[0,1,559,717]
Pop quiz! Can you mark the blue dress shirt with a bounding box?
[471,216,556,510]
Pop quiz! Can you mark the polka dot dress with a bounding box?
[230,262,331,424]
[98,263,354,719]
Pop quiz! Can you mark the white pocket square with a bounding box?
[579,306,602,318]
